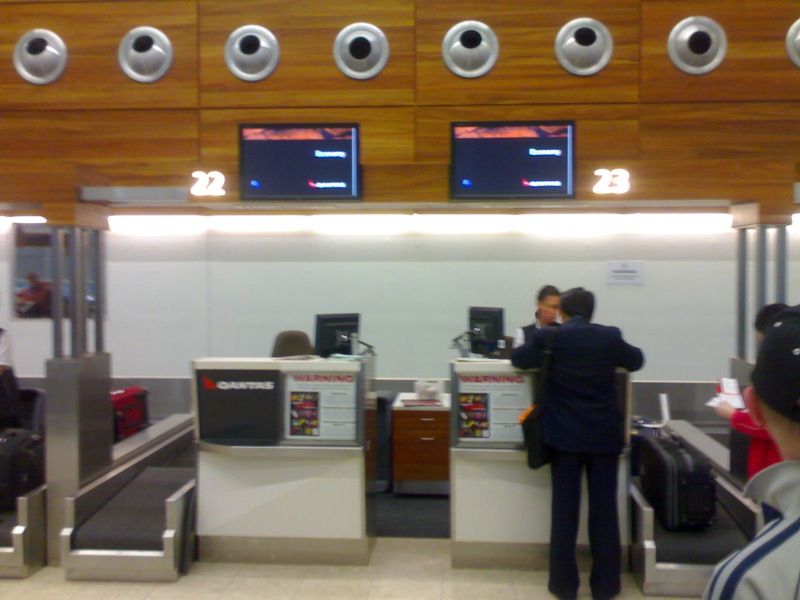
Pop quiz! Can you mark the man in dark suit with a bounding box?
[511,287,644,600]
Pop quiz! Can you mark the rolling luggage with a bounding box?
[0,428,44,510]
[111,386,149,442]
[638,434,716,531]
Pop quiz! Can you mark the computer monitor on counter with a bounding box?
[468,307,505,356]
[314,313,360,357]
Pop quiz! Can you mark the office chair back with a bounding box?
[272,330,314,357]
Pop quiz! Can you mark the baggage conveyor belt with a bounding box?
[630,420,761,597]
[61,415,196,582]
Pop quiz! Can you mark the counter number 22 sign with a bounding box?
[191,171,227,197]
[593,168,630,195]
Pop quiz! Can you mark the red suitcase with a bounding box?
[111,386,149,442]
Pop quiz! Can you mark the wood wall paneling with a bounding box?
[43,201,109,229]
[640,103,800,159]
[641,0,800,102]
[416,0,640,106]
[200,107,416,202]
[0,110,199,204]
[0,2,198,110]
[199,0,415,108]
[597,158,796,215]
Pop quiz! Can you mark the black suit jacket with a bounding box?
[521,320,560,345]
[511,316,644,454]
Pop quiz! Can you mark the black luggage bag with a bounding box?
[638,435,716,531]
[0,428,44,510]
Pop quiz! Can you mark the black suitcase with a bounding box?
[0,428,44,510]
[638,435,716,531]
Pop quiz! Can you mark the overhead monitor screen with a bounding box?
[451,121,575,200]
[240,124,360,200]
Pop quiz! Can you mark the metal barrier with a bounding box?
[630,481,717,597]
[0,486,46,578]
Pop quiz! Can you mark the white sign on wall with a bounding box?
[607,261,644,286]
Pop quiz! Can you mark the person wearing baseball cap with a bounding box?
[704,306,800,600]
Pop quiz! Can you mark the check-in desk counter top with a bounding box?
[448,359,630,569]
[192,356,373,566]
[392,393,450,494]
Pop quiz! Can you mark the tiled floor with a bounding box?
[0,538,696,600]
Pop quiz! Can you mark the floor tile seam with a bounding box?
[141,574,234,600]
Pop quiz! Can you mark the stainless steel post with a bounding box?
[775,225,787,304]
[736,228,747,359]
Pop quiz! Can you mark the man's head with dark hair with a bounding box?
[754,303,789,334]
[535,285,561,327]
[537,285,560,303]
[559,287,595,321]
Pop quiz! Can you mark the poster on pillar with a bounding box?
[13,223,101,319]
[456,373,532,443]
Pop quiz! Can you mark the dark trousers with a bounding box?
[548,449,621,600]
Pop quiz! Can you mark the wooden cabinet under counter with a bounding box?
[392,393,450,495]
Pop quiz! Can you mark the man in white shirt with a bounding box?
[0,327,12,373]
[0,328,18,428]
[704,306,800,600]
[513,285,561,348]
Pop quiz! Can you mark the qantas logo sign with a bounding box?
[460,375,524,384]
[291,374,354,383]
[307,179,347,189]
[202,376,275,391]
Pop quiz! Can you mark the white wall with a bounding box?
[9,222,799,381]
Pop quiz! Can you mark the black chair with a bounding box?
[271,331,314,357]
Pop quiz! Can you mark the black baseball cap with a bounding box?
[752,305,800,423]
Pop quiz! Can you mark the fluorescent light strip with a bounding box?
[309,214,413,236]
[0,215,47,234]
[107,213,734,236]
[517,214,623,236]
[209,215,311,234]
[10,216,47,224]
[108,215,208,236]
[413,214,516,235]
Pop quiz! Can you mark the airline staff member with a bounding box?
[513,284,561,348]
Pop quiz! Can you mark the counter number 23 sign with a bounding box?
[593,168,630,195]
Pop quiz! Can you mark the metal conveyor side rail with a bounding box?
[0,485,46,578]
[630,481,713,597]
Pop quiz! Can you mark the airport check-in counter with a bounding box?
[193,356,374,565]
[449,359,631,568]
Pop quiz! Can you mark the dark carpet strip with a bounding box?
[375,493,450,538]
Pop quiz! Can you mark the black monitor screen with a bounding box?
[315,313,360,358]
[240,124,360,200]
[451,121,575,200]
[469,307,505,355]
